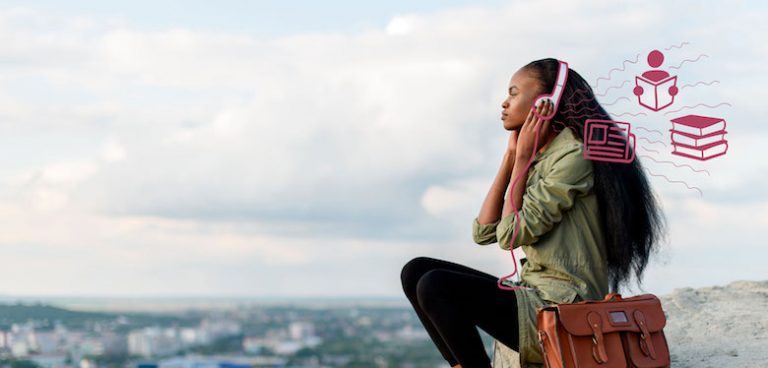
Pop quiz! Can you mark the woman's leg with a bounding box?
[400,257,519,367]
[416,267,521,368]
[401,257,500,366]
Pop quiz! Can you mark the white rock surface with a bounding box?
[491,280,768,367]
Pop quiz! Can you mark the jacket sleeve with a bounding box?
[496,143,593,251]
[472,217,500,245]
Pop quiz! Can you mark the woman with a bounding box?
[400,58,665,368]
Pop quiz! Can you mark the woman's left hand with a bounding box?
[516,99,552,161]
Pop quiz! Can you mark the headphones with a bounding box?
[497,59,569,291]
[532,60,569,120]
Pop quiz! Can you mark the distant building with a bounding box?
[128,328,181,357]
[288,322,315,341]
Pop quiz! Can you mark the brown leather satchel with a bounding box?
[536,293,670,368]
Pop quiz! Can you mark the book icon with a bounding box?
[633,50,679,112]
[669,114,728,161]
[583,119,636,164]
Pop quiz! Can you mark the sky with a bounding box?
[0,0,766,300]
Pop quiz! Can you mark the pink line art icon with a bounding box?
[583,119,636,164]
[669,114,729,161]
[633,50,679,112]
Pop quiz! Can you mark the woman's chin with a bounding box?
[503,121,522,131]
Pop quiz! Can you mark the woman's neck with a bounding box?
[537,129,559,155]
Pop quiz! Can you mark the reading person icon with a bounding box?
[633,50,679,111]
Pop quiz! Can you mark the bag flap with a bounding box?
[555,294,666,336]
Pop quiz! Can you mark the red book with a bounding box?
[670,114,726,136]
[671,140,728,161]
[670,129,727,147]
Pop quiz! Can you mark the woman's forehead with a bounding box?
[509,69,538,89]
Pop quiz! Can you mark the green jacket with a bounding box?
[472,127,609,367]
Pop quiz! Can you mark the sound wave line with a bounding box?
[602,97,630,106]
[664,41,690,51]
[610,111,647,117]
[639,154,711,176]
[561,111,611,120]
[663,102,732,116]
[636,127,663,136]
[680,80,720,90]
[561,103,601,115]
[565,87,602,104]
[595,80,630,97]
[639,137,668,147]
[643,167,703,197]
[668,54,709,70]
[592,54,641,90]
[640,146,660,154]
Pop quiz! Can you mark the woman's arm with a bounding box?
[502,100,552,218]
[477,148,515,224]
[502,152,528,218]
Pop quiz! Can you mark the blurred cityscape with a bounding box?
[0,299,496,368]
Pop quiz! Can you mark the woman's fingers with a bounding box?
[539,100,552,137]
[530,99,548,130]
[531,100,551,138]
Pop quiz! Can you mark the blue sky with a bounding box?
[0,0,765,299]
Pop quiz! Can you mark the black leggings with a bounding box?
[400,256,520,367]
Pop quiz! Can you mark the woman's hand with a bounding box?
[516,99,552,161]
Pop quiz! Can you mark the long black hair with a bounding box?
[522,58,666,293]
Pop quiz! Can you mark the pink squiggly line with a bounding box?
[639,154,711,176]
[639,137,668,147]
[610,111,647,117]
[664,41,690,51]
[561,103,601,115]
[592,53,641,90]
[560,111,611,120]
[595,80,630,97]
[602,97,630,106]
[636,127,663,136]
[663,102,732,116]
[563,88,600,104]
[668,54,709,70]
[643,167,703,197]
[640,146,660,154]
[680,80,720,90]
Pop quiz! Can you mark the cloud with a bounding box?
[0,1,765,295]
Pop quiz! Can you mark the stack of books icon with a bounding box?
[669,114,728,161]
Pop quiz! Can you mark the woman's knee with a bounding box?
[400,256,441,292]
[415,268,452,312]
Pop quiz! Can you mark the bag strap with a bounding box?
[587,312,608,363]
[633,310,658,359]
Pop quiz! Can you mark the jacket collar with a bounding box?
[532,126,578,163]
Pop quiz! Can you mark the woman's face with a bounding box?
[500,68,543,131]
